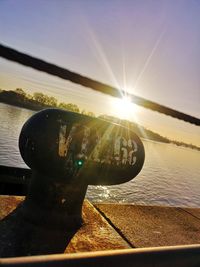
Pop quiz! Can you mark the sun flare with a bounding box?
[111,96,138,120]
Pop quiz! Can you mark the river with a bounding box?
[0,103,200,207]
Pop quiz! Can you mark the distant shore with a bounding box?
[0,90,51,112]
[0,89,199,152]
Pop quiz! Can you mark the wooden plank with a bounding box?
[95,204,200,248]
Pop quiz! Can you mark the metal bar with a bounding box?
[0,165,31,184]
[0,43,199,126]
[1,245,200,267]
[0,165,30,195]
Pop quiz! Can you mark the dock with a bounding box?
[1,195,200,252]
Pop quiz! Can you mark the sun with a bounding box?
[111,96,138,120]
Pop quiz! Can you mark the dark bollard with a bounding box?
[0,108,145,257]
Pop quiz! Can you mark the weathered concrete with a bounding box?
[0,196,129,257]
[95,204,200,248]
[1,195,200,256]
[65,200,130,253]
[182,207,200,220]
[0,195,24,220]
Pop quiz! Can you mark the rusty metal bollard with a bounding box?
[0,108,145,257]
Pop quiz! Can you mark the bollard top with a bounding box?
[19,108,145,185]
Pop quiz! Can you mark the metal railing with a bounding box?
[0,43,200,126]
[1,245,200,267]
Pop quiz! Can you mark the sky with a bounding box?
[0,0,200,146]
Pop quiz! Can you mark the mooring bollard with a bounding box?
[0,108,145,256]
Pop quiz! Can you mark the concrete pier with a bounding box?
[95,204,200,248]
[0,196,200,253]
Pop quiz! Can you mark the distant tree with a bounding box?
[33,92,46,104]
[33,92,56,106]
[59,102,80,113]
[81,109,87,115]
[47,96,57,107]
[15,88,26,97]
[86,111,95,117]
[58,102,68,110]
[26,94,33,100]
[81,110,95,117]
[65,103,80,113]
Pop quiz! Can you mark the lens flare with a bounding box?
[111,96,138,120]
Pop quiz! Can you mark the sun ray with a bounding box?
[81,17,122,94]
[133,27,166,89]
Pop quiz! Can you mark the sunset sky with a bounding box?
[0,0,199,146]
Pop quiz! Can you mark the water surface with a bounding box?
[0,103,200,207]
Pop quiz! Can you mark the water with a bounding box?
[0,103,200,208]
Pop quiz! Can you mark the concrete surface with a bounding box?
[183,208,200,220]
[0,195,129,257]
[95,204,200,248]
[1,195,200,256]
[65,200,130,253]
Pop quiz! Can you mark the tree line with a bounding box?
[0,88,199,151]
[0,88,95,116]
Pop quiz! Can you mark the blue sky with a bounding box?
[0,0,200,145]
